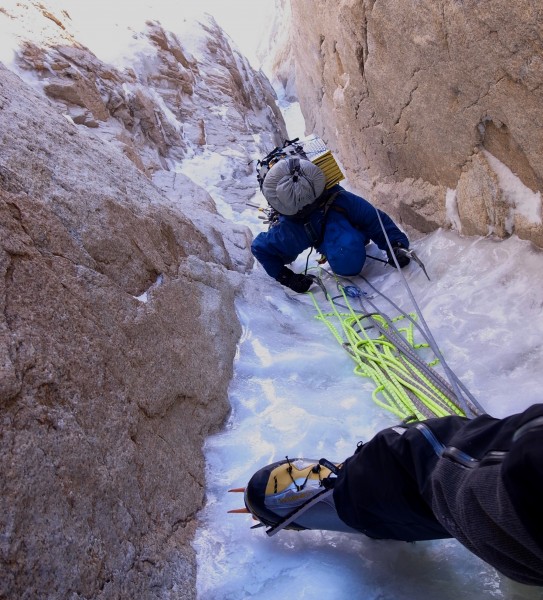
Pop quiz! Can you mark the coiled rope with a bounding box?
[308,269,484,421]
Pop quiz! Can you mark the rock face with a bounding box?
[0,3,286,599]
[4,2,286,207]
[0,64,233,600]
[257,0,297,102]
[284,0,543,242]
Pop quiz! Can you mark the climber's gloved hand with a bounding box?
[277,266,314,293]
[387,242,411,268]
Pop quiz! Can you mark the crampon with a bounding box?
[228,456,357,537]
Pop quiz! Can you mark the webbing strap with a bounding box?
[265,488,334,537]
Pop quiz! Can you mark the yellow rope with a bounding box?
[309,284,467,421]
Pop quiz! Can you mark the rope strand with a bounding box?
[308,270,483,421]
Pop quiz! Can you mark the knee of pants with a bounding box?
[326,247,366,276]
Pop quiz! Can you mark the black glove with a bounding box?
[277,267,314,293]
[387,242,411,268]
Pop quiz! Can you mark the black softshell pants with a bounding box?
[333,404,543,586]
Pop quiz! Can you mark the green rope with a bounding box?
[309,282,467,421]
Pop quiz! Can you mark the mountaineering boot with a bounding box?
[387,242,411,268]
[243,457,358,534]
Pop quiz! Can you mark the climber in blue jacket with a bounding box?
[251,156,410,292]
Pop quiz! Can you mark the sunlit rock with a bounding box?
[273,0,543,245]
[3,2,287,199]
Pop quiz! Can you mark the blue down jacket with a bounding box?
[251,185,409,279]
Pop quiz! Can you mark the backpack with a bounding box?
[255,137,344,218]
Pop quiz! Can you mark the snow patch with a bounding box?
[273,87,306,139]
[62,114,77,127]
[134,273,164,303]
[485,150,542,225]
[445,187,462,231]
[148,88,182,134]
[197,231,543,599]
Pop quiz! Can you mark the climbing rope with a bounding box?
[308,270,484,421]
[374,208,485,418]
[360,274,484,416]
